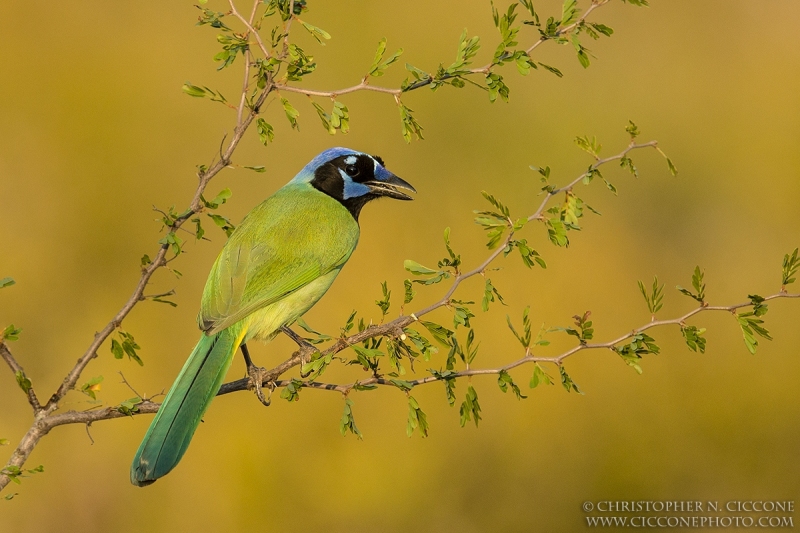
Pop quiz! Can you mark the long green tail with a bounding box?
[130,328,240,486]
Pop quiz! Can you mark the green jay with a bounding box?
[130,148,415,486]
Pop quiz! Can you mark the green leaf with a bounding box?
[202,188,232,209]
[181,83,207,97]
[339,398,363,439]
[681,325,707,354]
[459,386,482,427]
[294,317,332,345]
[590,23,614,37]
[398,102,424,142]
[403,279,415,305]
[298,19,331,44]
[625,120,640,138]
[538,62,563,77]
[420,321,454,346]
[281,98,300,129]
[514,239,546,269]
[782,248,799,287]
[0,277,15,289]
[481,278,506,311]
[369,38,403,77]
[2,324,21,342]
[375,281,391,318]
[497,370,527,399]
[614,332,660,372]
[207,213,236,237]
[300,350,331,380]
[638,276,664,315]
[403,259,437,276]
[676,266,706,303]
[546,218,569,247]
[256,118,275,146]
[110,339,124,360]
[407,396,429,437]
[430,369,458,406]
[280,378,303,402]
[575,135,601,157]
[116,396,143,416]
[243,166,266,173]
[506,307,531,348]
[80,375,104,400]
[339,310,358,337]
[666,157,678,176]
[735,306,772,355]
[530,363,553,389]
[559,366,582,393]
[15,370,31,394]
[404,328,437,361]
[561,0,578,26]
[451,300,475,329]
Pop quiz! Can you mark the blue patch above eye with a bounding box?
[374,164,393,182]
[339,168,371,199]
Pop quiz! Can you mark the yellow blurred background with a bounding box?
[1,0,799,530]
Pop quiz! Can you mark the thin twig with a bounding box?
[0,344,41,414]
[274,0,609,98]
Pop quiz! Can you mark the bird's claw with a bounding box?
[247,365,273,407]
[298,350,314,379]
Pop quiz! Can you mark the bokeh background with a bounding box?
[2,1,799,531]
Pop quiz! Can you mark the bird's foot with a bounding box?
[298,350,314,379]
[246,365,274,407]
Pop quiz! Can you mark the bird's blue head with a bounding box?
[291,147,415,219]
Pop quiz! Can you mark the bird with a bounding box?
[130,147,415,486]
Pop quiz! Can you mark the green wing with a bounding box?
[198,184,359,335]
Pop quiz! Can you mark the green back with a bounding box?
[198,183,360,334]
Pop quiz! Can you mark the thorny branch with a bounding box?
[275,0,609,98]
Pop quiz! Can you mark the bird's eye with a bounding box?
[345,164,359,177]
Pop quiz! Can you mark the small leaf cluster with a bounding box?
[2,324,21,343]
[638,276,664,315]
[79,376,104,400]
[369,38,403,78]
[559,365,582,393]
[407,396,429,437]
[110,330,143,366]
[340,399,363,439]
[312,100,349,135]
[15,371,31,394]
[116,396,143,416]
[1,464,43,486]
[459,385,482,427]
[181,83,229,107]
[677,266,706,304]
[280,378,304,402]
[300,350,332,380]
[681,325,707,354]
[783,248,799,288]
[552,311,594,344]
[614,333,660,374]
[481,278,506,311]
[497,370,526,399]
[736,295,771,355]
[295,317,333,345]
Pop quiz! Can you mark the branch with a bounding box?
[0,344,41,414]
[228,0,270,59]
[261,291,800,394]
[274,0,610,98]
